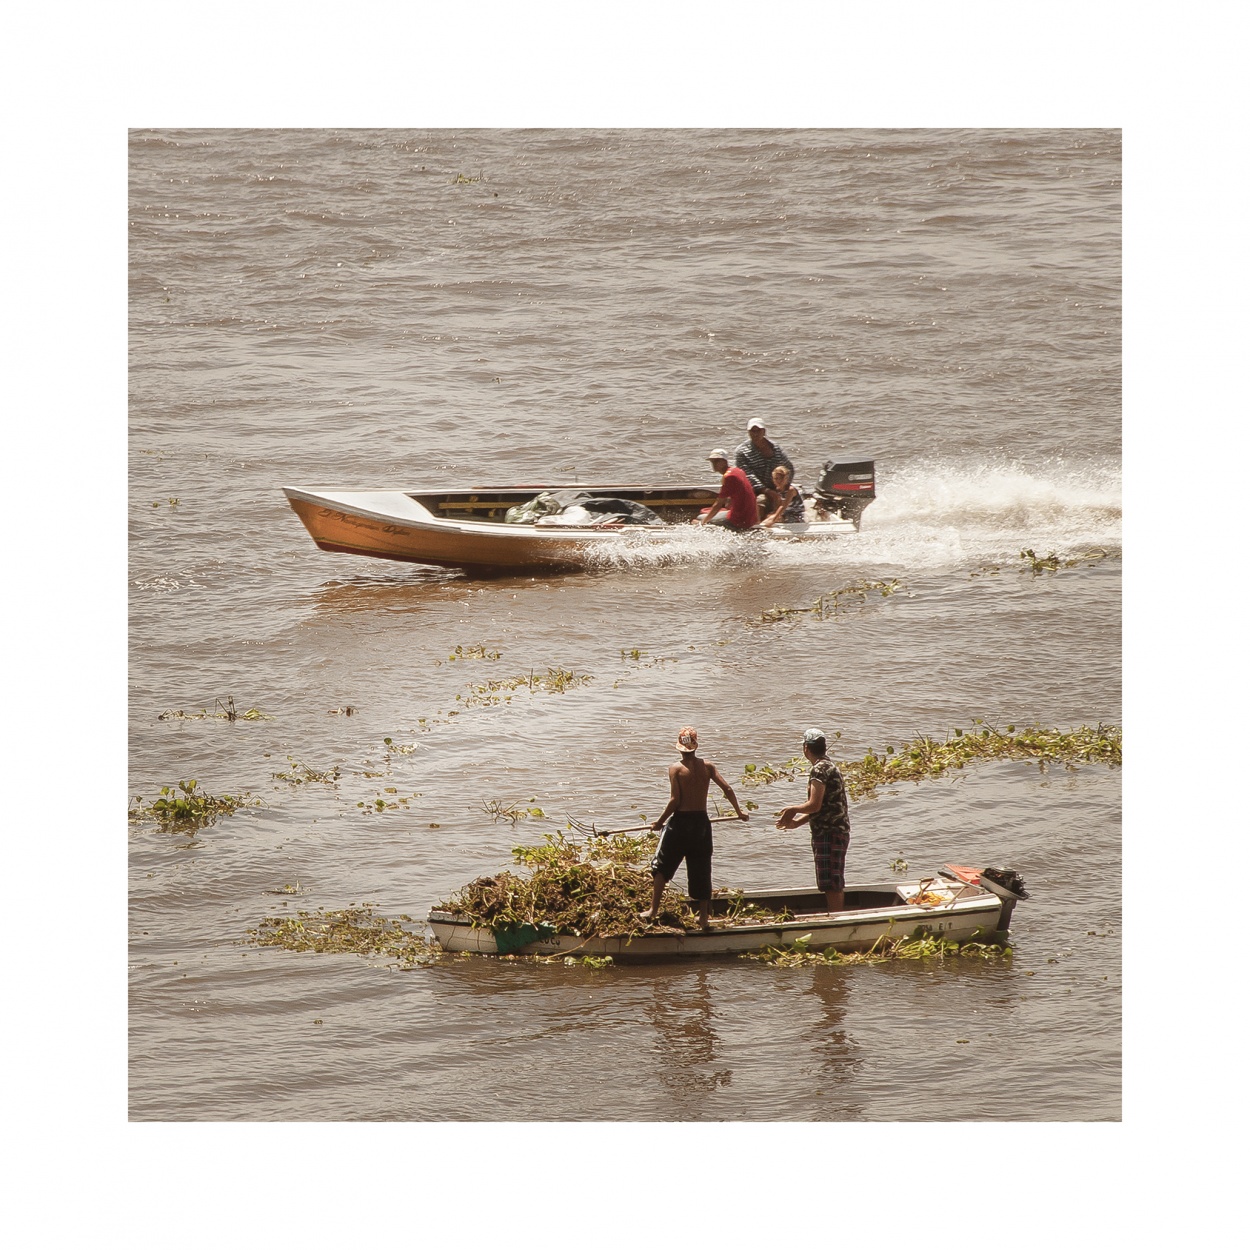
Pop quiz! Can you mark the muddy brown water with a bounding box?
[129,128,1120,1120]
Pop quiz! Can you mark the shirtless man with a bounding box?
[640,726,749,929]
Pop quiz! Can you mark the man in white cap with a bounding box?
[641,725,749,929]
[775,728,851,913]
[734,419,795,520]
[699,448,759,531]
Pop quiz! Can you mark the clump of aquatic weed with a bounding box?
[618,647,676,668]
[752,579,902,627]
[846,722,1121,797]
[482,797,548,824]
[457,667,592,708]
[741,722,1121,800]
[356,788,422,814]
[248,906,437,969]
[745,932,1012,966]
[1019,547,1115,575]
[158,697,271,722]
[129,779,257,830]
[971,547,1118,578]
[272,757,341,785]
[613,647,678,686]
[439,644,501,663]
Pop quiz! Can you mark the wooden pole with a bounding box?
[589,814,745,837]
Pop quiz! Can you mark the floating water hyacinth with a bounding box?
[750,579,902,627]
[741,722,1121,800]
[457,667,592,707]
[482,798,548,824]
[440,644,501,663]
[745,932,1012,966]
[272,757,341,785]
[157,696,271,721]
[249,906,436,969]
[129,779,257,830]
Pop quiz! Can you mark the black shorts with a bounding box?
[650,811,713,901]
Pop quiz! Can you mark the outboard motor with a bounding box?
[978,867,1029,932]
[814,458,876,528]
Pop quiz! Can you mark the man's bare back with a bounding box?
[650,725,749,832]
[669,756,715,811]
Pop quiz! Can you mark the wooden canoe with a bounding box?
[426,870,1018,961]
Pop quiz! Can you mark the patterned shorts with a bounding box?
[810,828,849,893]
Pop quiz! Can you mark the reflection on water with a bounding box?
[643,968,732,1114]
[310,575,473,616]
[804,968,863,1098]
[306,566,637,615]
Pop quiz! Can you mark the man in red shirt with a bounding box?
[699,448,759,530]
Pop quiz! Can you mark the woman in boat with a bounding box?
[760,464,805,528]
[775,728,851,913]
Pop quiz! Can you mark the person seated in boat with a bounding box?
[775,728,851,913]
[734,419,795,519]
[759,464,806,528]
[699,449,759,531]
[641,726,749,930]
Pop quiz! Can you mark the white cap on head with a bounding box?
[747,418,766,431]
[708,448,730,461]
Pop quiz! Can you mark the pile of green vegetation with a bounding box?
[439,832,700,939]
[743,722,1121,800]
[746,932,1012,966]
[249,906,435,969]
[438,833,804,943]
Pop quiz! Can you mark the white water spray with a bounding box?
[584,460,1121,575]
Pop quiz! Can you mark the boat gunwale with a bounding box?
[427,893,997,935]
[282,485,855,542]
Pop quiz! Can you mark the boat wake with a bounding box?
[585,460,1122,576]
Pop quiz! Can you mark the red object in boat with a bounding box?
[943,864,982,884]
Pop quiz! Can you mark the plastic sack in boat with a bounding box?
[536,504,601,527]
[504,492,564,524]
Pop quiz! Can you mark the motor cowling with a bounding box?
[814,459,876,528]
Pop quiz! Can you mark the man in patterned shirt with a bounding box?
[775,728,851,912]
[734,419,795,521]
